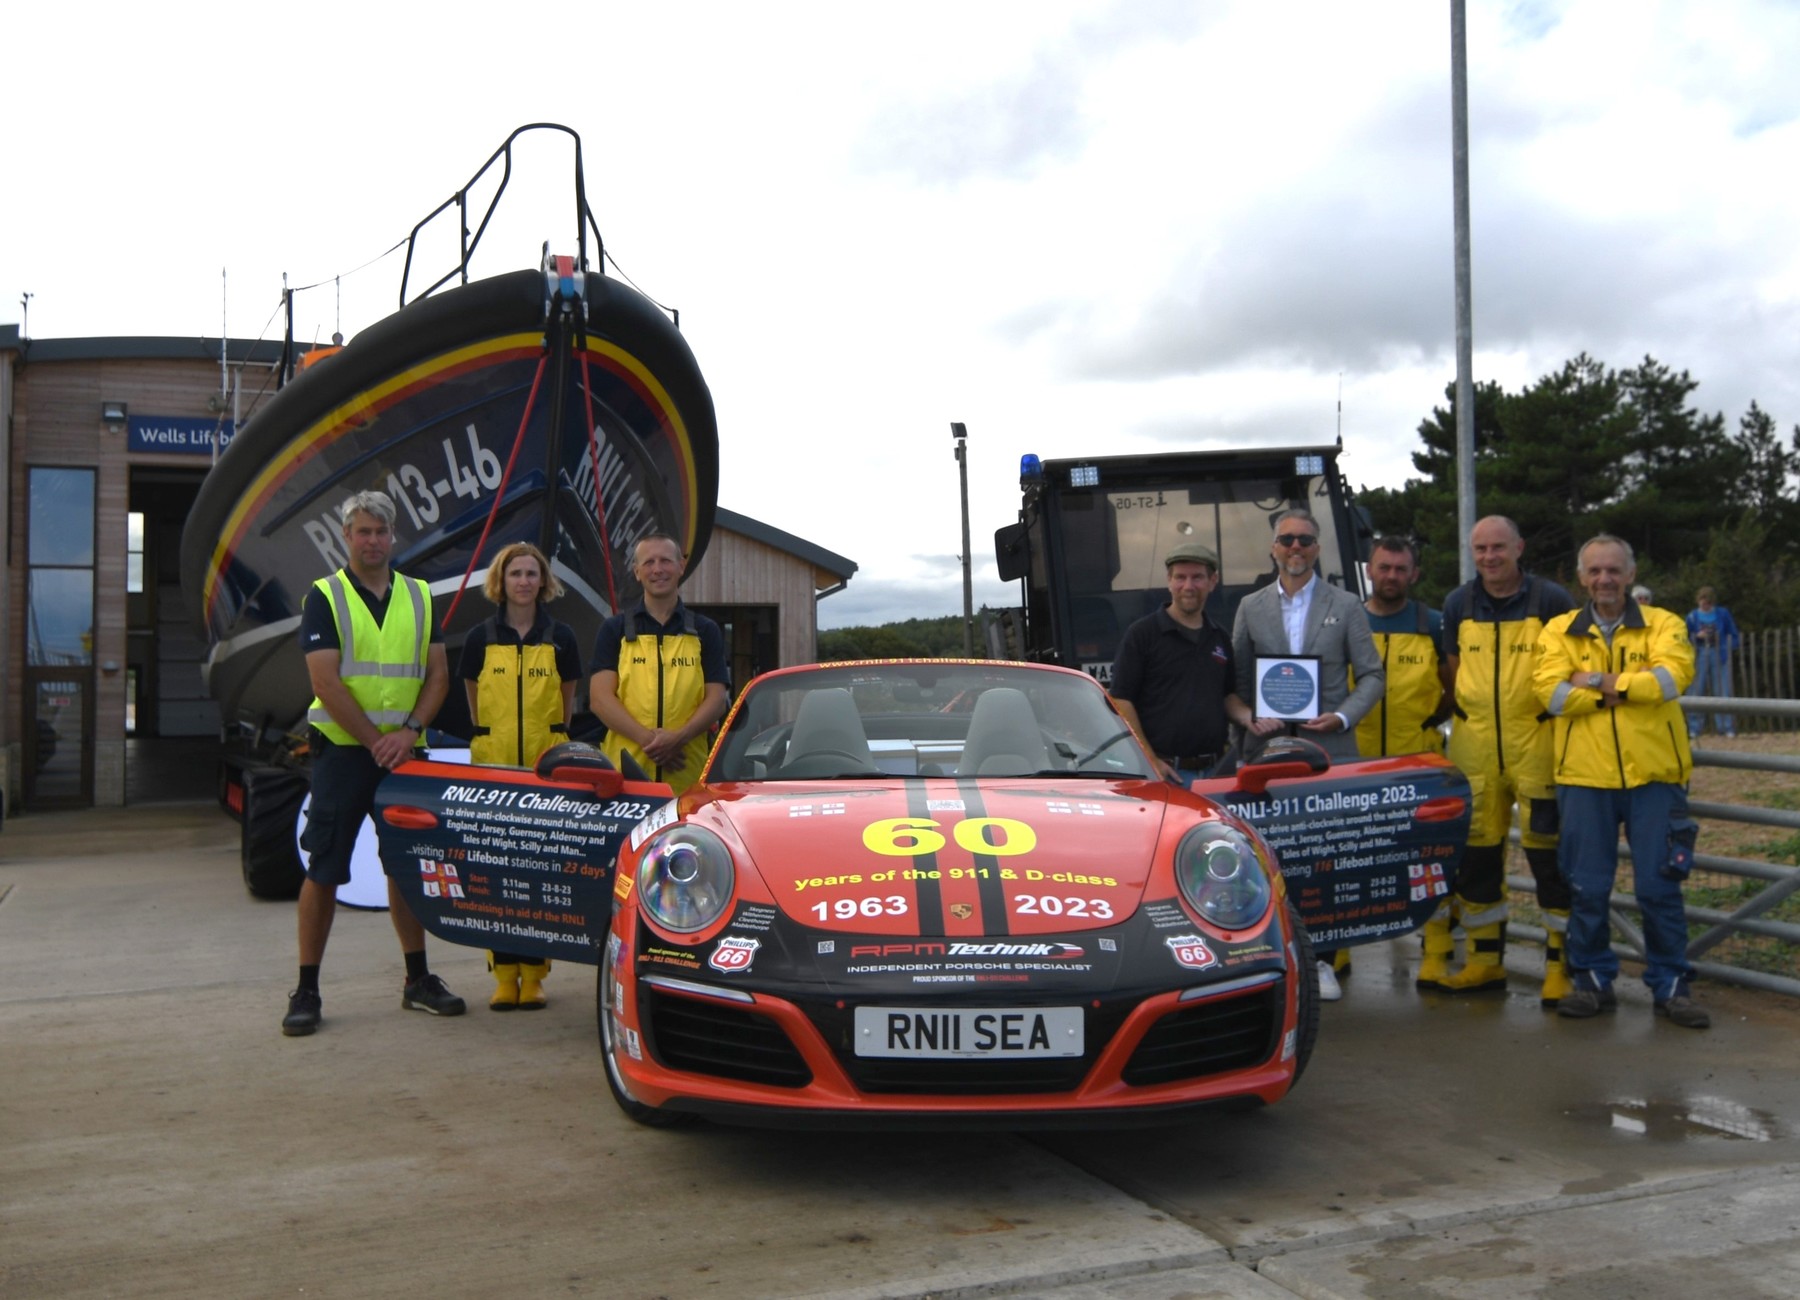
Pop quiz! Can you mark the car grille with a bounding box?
[1120,984,1281,1086]
[641,986,812,1088]
[637,984,1280,1095]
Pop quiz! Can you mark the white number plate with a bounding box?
[853,1006,1084,1058]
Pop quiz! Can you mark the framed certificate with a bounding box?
[1255,656,1321,720]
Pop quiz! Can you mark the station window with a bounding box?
[128,511,145,594]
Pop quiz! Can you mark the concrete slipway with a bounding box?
[3,804,1798,1299]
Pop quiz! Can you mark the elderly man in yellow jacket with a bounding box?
[1535,534,1707,1029]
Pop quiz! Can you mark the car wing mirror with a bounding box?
[1232,737,1330,795]
[536,741,626,798]
[544,763,624,798]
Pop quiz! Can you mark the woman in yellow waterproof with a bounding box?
[457,542,583,1010]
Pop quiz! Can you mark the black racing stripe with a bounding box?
[955,779,1012,935]
[905,782,945,935]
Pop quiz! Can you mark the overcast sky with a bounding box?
[5,1,1796,629]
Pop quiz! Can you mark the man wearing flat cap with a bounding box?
[1110,538,1258,785]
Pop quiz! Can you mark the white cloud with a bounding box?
[5,0,1798,632]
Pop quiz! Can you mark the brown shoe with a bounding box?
[1557,972,1617,1018]
[1655,988,1710,1029]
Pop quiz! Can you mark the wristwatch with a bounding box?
[1585,673,1603,690]
[401,715,424,733]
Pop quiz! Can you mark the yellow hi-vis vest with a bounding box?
[306,570,430,747]
[601,605,708,794]
[1355,602,1445,757]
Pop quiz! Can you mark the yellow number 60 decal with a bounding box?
[863,817,1037,857]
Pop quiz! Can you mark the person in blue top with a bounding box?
[1684,587,1741,739]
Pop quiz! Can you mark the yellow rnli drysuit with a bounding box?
[1427,574,1576,996]
[1356,600,1447,757]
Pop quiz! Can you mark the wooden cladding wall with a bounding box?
[7,357,282,803]
[686,527,823,668]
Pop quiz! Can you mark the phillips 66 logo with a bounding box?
[708,936,761,974]
[1165,933,1218,970]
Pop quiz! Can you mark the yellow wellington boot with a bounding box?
[1415,908,1456,989]
[1539,909,1573,1009]
[488,956,520,1012]
[517,959,551,1011]
[1436,920,1509,994]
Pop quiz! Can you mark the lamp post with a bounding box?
[952,422,973,656]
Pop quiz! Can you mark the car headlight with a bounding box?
[1175,822,1273,929]
[636,824,736,933]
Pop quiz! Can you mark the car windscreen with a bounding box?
[708,664,1155,782]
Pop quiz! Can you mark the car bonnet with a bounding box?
[706,781,1172,935]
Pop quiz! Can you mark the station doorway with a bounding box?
[690,603,779,701]
[126,467,219,803]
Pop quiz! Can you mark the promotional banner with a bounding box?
[1198,754,1471,949]
[374,758,670,965]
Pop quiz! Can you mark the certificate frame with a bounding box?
[1254,655,1321,721]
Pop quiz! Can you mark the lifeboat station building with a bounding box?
[0,325,856,815]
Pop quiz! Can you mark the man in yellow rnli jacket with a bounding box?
[1431,516,1575,1000]
[282,490,458,1037]
[1344,536,1450,990]
[1356,536,1449,759]
[1536,535,1708,1028]
[590,532,729,795]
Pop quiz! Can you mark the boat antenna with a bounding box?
[221,268,230,409]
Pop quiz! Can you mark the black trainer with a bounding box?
[401,973,467,1017]
[282,988,322,1037]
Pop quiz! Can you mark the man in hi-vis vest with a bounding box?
[281,491,458,1037]
[590,532,729,795]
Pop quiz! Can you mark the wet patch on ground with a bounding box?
[1567,1094,1782,1141]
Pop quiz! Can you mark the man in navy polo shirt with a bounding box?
[1110,540,1258,786]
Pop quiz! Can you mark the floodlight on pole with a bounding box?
[952,422,973,656]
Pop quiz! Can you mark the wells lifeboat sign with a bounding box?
[129,415,236,455]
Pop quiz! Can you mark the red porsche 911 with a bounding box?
[598,659,1321,1128]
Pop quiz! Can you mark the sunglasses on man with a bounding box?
[1275,533,1318,548]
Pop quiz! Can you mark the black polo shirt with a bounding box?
[1110,606,1236,760]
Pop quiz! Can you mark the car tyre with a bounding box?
[1287,902,1321,1086]
[597,932,696,1128]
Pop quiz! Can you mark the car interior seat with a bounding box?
[957,687,1052,776]
[780,688,875,773]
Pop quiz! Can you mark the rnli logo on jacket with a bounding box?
[708,936,761,973]
[1165,933,1219,970]
[419,859,465,899]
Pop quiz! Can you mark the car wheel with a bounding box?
[1287,902,1321,1086]
[597,932,695,1128]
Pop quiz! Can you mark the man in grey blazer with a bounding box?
[1232,507,1384,760]
[1231,507,1384,1002]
